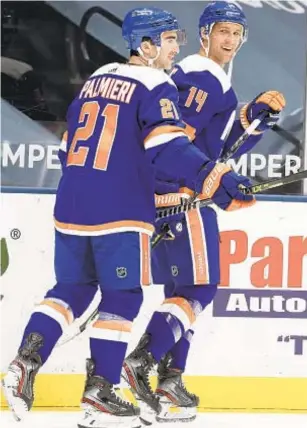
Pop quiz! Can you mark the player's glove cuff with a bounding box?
[240,103,264,135]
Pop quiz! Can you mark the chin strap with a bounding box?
[137,46,161,67]
[200,25,211,57]
[227,35,247,78]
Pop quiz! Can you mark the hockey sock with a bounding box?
[90,323,129,384]
[145,311,185,362]
[165,284,217,371]
[90,288,143,384]
[144,294,198,362]
[168,329,194,371]
[20,312,63,364]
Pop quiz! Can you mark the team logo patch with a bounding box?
[116,267,127,278]
[171,265,179,277]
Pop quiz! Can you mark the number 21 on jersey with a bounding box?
[67,101,119,171]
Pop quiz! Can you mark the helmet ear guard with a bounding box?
[200,24,212,38]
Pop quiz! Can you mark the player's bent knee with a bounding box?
[98,287,143,321]
[175,283,218,311]
[45,282,98,319]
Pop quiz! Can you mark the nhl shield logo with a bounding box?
[171,265,179,277]
[175,222,183,233]
[116,267,127,278]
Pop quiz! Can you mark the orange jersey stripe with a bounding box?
[186,209,208,285]
[140,233,151,286]
[54,219,155,234]
[144,125,186,145]
[183,122,196,141]
[40,299,73,325]
[93,320,132,332]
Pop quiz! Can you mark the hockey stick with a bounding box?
[220,111,268,162]
[153,112,268,244]
[151,223,175,249]
[156,169,307,220]
[56,306,99,347]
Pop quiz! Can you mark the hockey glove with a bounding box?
[198,162,256,211]
[240,90,286,134]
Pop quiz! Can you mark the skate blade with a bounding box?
[135,398,157,426]
[1,376,29,422]
[78,421,141,428]
[156,401,197,423]
[78,410,141,428]
[156,414,197,423]
[139,415,153,426]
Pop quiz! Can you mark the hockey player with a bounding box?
[122,1,286,424]
[1,6,258,428]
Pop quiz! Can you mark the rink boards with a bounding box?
[1,193,306,411]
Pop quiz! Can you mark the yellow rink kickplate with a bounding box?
[1,374,306,412]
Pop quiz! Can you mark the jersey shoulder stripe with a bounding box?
[177,54,231,94]
[91,63,176,91]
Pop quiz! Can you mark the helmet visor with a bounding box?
[160,28,187,46]
[176,29,187,46]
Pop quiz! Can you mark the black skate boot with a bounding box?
[1,333,43,421]
[122,334,161,426]
[78,358,141,428]
[156,353,199,423]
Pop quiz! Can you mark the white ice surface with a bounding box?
[0,411,306,428]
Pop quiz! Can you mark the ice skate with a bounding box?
[78,358,141,428]
[122,334,161,426]
[155,353,199,423]
[1,332,43,421]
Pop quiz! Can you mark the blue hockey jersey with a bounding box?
[55,63,211,236]
[173,54,262,159]
[155,54,262,198]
